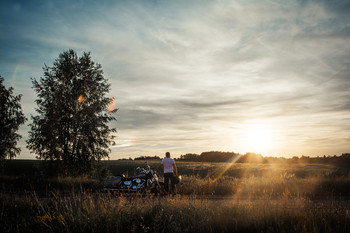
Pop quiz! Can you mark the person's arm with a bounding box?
[155,163,162,172]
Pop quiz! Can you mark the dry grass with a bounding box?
[1,160,350,232]
[1,191,349,233]
[178,174,350,198]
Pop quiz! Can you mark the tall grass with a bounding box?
[1,160,350,232]
[1,191,349,233]
[178,174,350,198]
[2,160,350,197]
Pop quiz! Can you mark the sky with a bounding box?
[1,0,350,159]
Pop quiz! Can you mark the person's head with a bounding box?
[165,152,170,158]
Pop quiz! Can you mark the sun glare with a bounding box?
[242,123,273,153]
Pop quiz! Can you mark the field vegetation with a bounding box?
[1,159,350,232]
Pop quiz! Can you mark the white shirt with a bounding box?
[161,157,175,173]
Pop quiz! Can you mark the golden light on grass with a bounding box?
[212,154,241,183]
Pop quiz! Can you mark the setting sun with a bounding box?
[242,124,273,153]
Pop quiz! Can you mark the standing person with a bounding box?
[156,152,178,195]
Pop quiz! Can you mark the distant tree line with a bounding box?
[177,151,264,163]
[119,152,350,165]
[289,153,350,165]
[134,155,161,161]
[176,151,350,165]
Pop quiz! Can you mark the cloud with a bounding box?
[1,0,350,158]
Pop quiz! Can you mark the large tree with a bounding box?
[0,75,26,164]
[27,50,116,175]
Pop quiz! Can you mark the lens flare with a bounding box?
[78,94,86,103]
[107,97,117,113]
[10,64,20,87]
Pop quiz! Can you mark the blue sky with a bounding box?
[1,0,350,159]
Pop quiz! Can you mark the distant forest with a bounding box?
[127,152,350,165]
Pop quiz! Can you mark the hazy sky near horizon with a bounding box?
[1,0,350,159]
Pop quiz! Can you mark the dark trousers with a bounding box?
[164,172,175,194]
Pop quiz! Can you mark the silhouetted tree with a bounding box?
[179,153,200,161]
[134,155,161,160]
[199,151,239,162]
[237,152,263,163]
[27,50,116,175]
[0,75,26,164]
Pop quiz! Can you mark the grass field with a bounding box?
[1,159,350,232]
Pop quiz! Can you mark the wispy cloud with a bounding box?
[1,0,350,158]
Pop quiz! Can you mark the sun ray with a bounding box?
[212,154,242,183]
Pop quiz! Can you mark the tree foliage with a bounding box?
[0,75,26,163]
[27,50,116,175]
